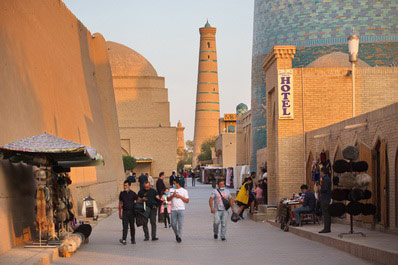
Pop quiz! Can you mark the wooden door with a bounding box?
[359,143,374,223]
[380,139,388,226]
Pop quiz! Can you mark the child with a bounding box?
[254,183,263,211]
[160,189,171,228]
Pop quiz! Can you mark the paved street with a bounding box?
[53,180,372,265]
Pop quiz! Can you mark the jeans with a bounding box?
[321,199,331,231]
[122,210,135,241]
[171,210,185,237]
[163,209,170,227]
[214,210,228,238]
[293,206,312,224]
[143,207,157,239]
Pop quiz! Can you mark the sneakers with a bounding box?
[176,235,182,243]
[119,239,126,245]
[144,238,149,241]
[152,237,159,241]
[131,240,136,244]
[214,234,218,239]
[221,237,226,241]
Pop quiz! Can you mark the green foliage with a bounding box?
[122,156,136,172]
[197,136,216,162]
[177,149,193,172]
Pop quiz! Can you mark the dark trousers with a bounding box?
[320,199,331,231]
[163,209,170,227]
[192,177,195,186]
[122,210,135,241]
[143,207,157,239]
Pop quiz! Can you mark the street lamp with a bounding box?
[348,33,360,117]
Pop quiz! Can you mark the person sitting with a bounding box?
[292,184,316,227]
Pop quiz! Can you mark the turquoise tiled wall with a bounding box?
[251,0,398,171]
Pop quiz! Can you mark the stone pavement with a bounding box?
[51,180,372,265]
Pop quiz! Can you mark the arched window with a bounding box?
[207,42,210,48]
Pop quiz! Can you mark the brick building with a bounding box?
[251,0,398,172]
[107,41,177,178]
[264,45,398,205]
[306,103,398,230]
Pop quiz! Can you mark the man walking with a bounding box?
[168,178,189,243]
[209,179,234,241]
[156,172,166,195]
[319,167,332,233]
[191,170,196,187]
[119,180,138,245]
[138,181,159,241]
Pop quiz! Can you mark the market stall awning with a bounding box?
[0,133,104,167]
[136,158,153,163]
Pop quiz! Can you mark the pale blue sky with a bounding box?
[63,0,254,141]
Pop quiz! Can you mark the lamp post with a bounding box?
[348,33,360,117]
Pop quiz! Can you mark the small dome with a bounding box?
[306,52,370,68]
[236,103,248,116]
[106,41,158,77]
[204,20,211,28]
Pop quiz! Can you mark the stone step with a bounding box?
[248,212,267,222]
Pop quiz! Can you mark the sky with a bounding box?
[63,0,254,141]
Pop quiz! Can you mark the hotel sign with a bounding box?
[278,69,294,119]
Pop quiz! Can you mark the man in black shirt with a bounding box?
[293,184,316,227]
[156,172,166,195]
[138,181,160,241]
[119,180,138,245]
[138,173,148,191]
[319,168,332,233]
[169,171,177,186]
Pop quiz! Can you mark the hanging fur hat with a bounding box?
[348,188,364,202]
[361,203,376,216]
[331,189,346,201]
[352,161,369,172]
[363,189,372,200]
[355,173,371,188]
[339,172,356,188]
[333,160,350,173]
[342,146,359,161]
[55,210,67,222]
[346,202,363,216]
[328,203,346,217]
[74,224,92,239]
[341,189,351,201]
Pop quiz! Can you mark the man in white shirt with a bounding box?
[168,178,189,243]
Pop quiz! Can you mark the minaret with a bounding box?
[177,120,185,156]
[192,20,220,167]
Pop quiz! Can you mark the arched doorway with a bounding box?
[306,152,314,190]
[372,139,389,227]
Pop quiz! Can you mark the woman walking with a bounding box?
[161,189,171,228]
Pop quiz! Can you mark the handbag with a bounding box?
[217,189,231,211]
[231,212,239,222]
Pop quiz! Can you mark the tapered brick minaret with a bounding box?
[192,20,220,167]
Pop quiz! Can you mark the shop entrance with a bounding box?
[372,139,389,227]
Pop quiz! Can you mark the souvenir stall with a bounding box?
[0,133,102,249]
[331,146,375,238]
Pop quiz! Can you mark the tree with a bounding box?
[177,149,193,172]
[186,140,194,152]
[197,136,216,162]
[122,156,136,172]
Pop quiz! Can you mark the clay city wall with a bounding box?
[0,0,124,253]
